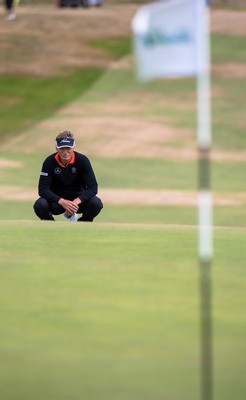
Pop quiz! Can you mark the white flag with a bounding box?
[132,0,207,81]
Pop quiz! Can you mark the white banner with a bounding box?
[132,0,207,80]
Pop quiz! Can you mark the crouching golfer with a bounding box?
[33,130,103,222]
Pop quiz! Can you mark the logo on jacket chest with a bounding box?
[54,167,61,175]
[54,166,77,175]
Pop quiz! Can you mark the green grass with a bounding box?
[211,34,246,63]
[0,22,245,400]
[75,157,198,190]
[1,200,246,228]
[88,37,132,58]
[212,78,246,149]
[0,151,245,227]
[0,150,244,194]
[0,222,245,400]
[0,68,103,140]
[79,63,246,152]
[1,34,245,149]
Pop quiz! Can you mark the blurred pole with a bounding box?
[132,1,214,398]
[196,2,213,400]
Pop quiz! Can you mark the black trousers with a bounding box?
[33,196,103,222]
[5,0,14,10]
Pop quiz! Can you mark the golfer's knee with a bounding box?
[91,196,103,213]
[85,196,103,218]
[33,197,48,212]
[33,198,55,220]
[33,198,50,219]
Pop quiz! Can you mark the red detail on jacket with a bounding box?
[55,152,75,167]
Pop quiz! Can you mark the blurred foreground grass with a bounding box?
[0,222,245,400]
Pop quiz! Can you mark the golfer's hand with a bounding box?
[73,197,82,206]
[58,198,79,214]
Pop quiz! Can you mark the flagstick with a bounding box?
[196,3,213,400]
[198,151,213,400]
[133,1,214,398]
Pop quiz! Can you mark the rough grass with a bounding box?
[0,6,245,151]
[0,68,103,140]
